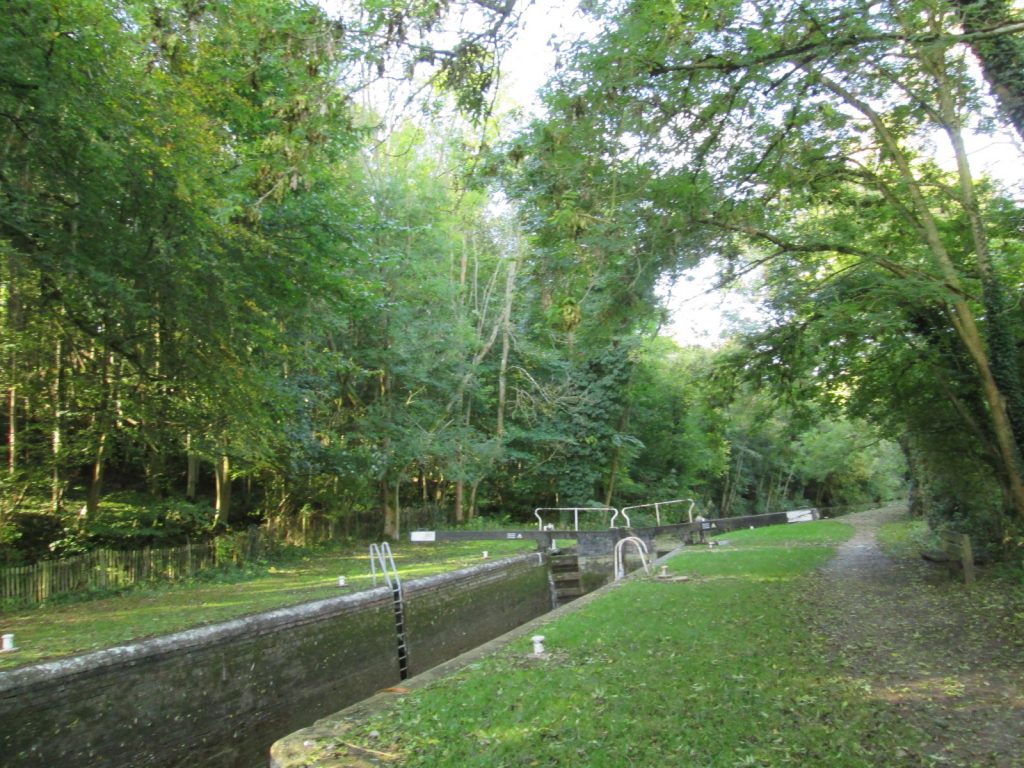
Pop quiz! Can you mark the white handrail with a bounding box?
[370,541,402,598]
[613,536,651,580]
[606,506,629,528]
[620,498,696,525]
[534,507,619,531]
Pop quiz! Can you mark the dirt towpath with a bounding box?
[811,507,1024,767]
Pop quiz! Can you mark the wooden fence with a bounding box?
[0,529,268,604]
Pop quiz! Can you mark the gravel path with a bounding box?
[811,507,1024,767]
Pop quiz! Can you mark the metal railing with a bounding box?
[613,536,651,580]
[534,507,620,531]
[618,498,696,527]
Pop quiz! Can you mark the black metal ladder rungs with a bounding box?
[371,542,410,680]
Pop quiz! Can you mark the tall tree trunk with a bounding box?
[455,399,472,525]
[86,432,107,520]
[85,349,114,519]
[603,404,632,509]
[214,453,231,527]
[780,469,794,507]
[382,477,400,540]
[454,476,465,524]
[145,441,167,497]
[3,113,25,476]
[603,450,621,510]
[816,68,1024,522]
[185,433,199,500]
[719,467,731,516]
[50,334,65,514]
[937,77,1024,448]
[468,479,481,520]
[6,382,14,476]
[496,254,519,440]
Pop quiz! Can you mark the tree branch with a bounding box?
[647,22,1024,79]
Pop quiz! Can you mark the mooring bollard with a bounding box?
[1,633,16,653]
[337,576,346,587]
[531,635,546,656]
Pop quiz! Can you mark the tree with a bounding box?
[507,0,1024,532]
[952,0,1024,142]
[613,338,728,508]
[0,0,370,529]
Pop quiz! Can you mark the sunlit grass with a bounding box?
[669,546,838,580]
[0,538,534,669]
[337,519,925,767]
[711,518,854,547]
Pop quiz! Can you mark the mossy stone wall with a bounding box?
[403,555,551,676]
[0,589,399,768]
[0,554,551,768]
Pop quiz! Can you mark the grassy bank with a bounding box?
[0,538,533,670]
[335,520,923,767]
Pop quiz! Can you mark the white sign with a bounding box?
[410,531,436,542]
[786,509,816,523]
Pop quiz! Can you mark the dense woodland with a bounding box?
[1,0,1022,565]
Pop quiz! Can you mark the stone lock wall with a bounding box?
[0,553,551,768]
[403,554,551,676]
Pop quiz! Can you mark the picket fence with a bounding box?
[0,530,266,604]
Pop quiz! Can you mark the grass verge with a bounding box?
[0,538,533,670]
[337,520,924,767]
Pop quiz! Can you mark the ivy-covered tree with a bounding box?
[505,0,1024,540]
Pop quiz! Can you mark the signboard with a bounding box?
[786,509,817,523]
[410,531,436,542]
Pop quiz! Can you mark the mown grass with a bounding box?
[0,538,533,670]
[340,520,925,767]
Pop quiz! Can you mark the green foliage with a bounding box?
[0,0,532,544]
[504,0,1023,542]
[615,338,728,504]
[81,493,216,546]
[2,0,992,566]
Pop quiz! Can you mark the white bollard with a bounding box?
[337,576,346,587]
[1,633,16,653]
[482,551,489,559]
[531,635,546,656]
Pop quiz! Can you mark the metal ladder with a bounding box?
[613,536,652,581]
[370,542,409,680]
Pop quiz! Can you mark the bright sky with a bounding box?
[496,1,596,112]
